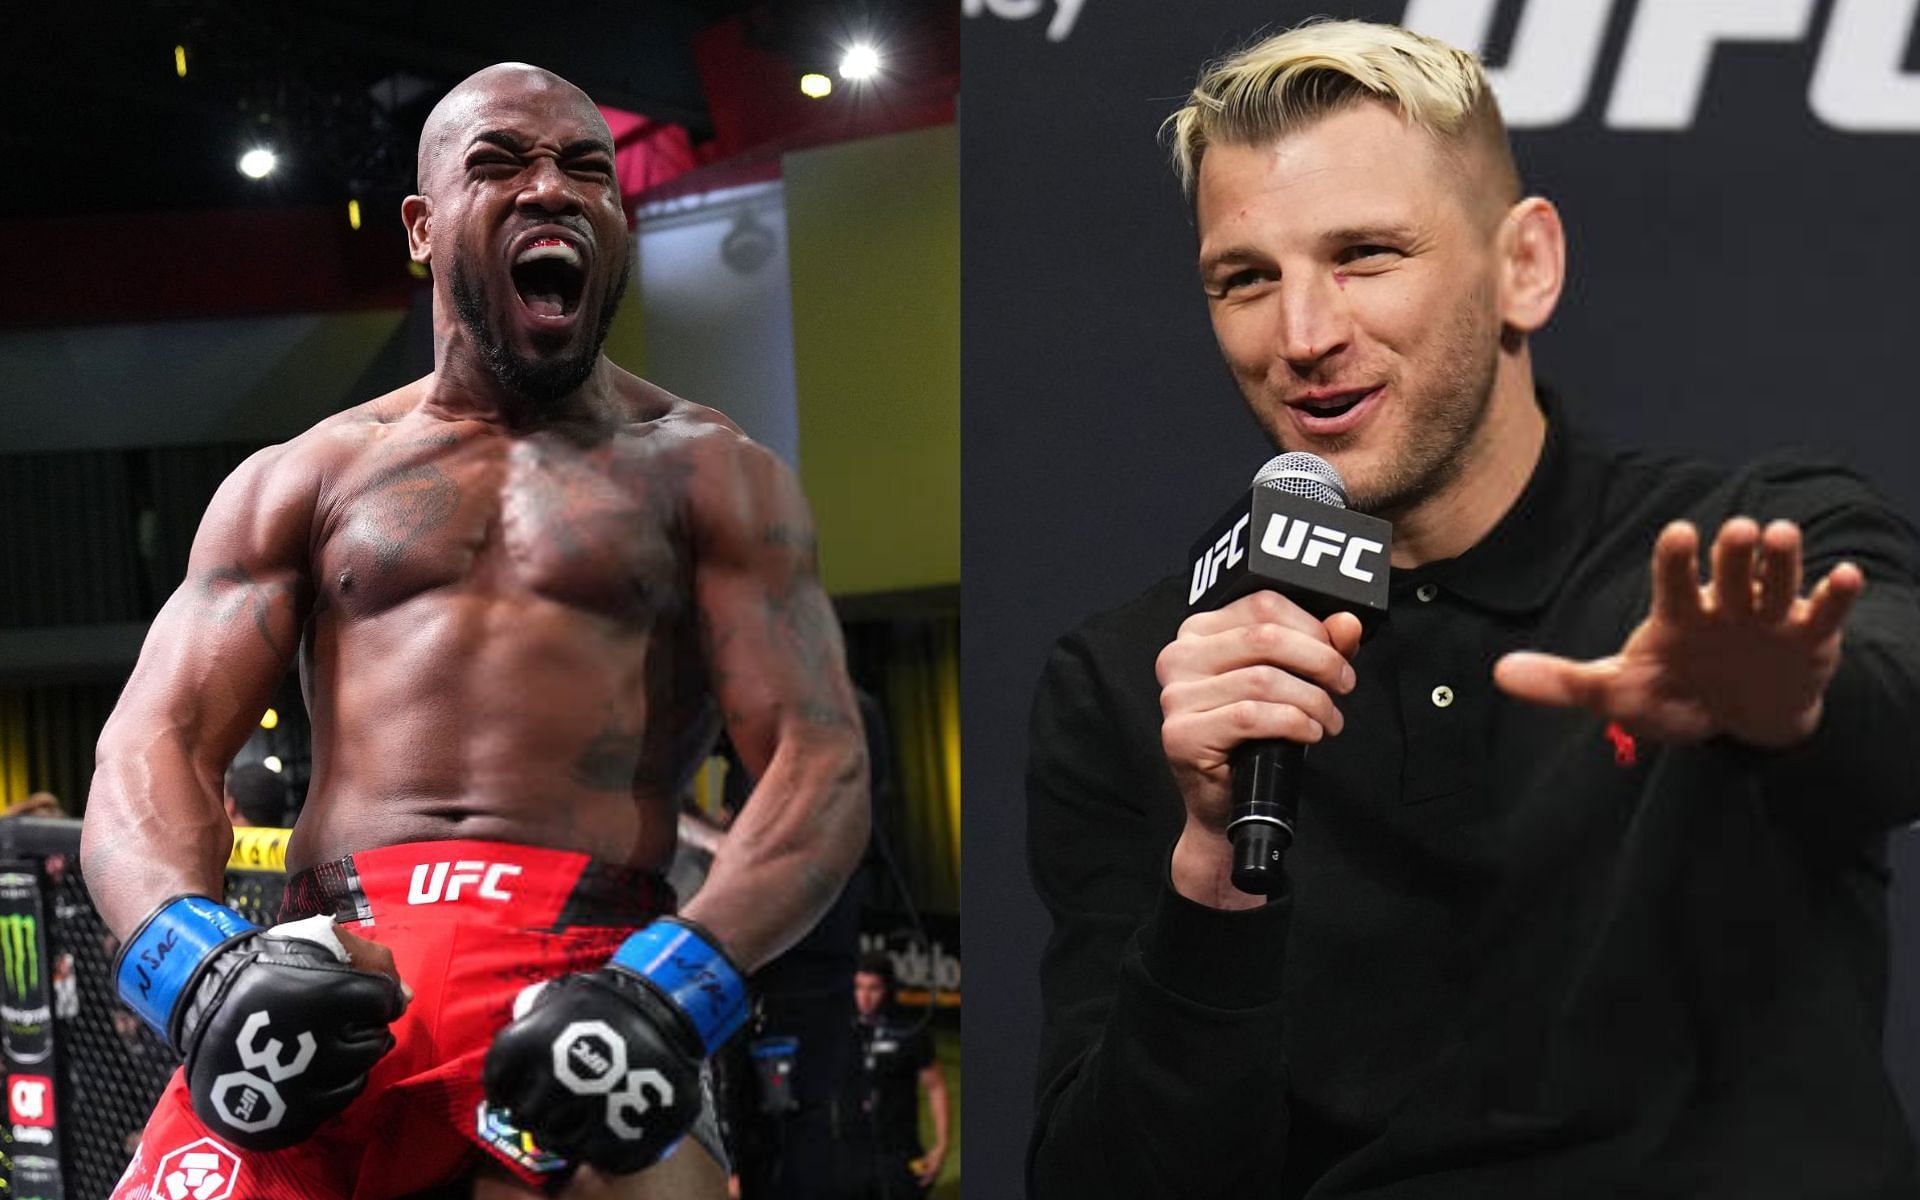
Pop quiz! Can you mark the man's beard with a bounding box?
[1259,291,1501,519]
[450,249,630,404]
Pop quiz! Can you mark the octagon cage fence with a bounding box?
[0,817,288,1199]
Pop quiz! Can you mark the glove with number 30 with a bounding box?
[483,917,747,1174]
[115,898,405,1150]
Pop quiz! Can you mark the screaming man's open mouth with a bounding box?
[511,238,586,320]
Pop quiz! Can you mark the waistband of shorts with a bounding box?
[278,839,677,929]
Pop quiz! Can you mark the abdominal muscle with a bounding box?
[285,591,712,875]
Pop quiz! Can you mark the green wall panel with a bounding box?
[784,125,960,597]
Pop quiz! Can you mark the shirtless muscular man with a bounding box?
[82,63,868,1200]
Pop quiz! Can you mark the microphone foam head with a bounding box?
[1252,452,1348,510]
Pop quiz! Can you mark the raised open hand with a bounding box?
[1493,517,1863,749]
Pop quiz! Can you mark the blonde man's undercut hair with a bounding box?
[1165,19,1520,209]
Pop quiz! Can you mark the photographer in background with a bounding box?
[836,953,949,1199]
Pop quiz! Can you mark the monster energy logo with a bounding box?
[1,914,38,996]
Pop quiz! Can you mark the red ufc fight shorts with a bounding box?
[109,839,720,1199]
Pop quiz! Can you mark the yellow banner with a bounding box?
[227,826,291,873]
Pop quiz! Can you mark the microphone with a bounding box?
[1185,452,1392,894]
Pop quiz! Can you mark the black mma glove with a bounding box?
[116,899,405,1150]
[482,916,747,1175]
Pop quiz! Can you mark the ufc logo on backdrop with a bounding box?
[1260,516,1385,584]
[961,0,1086,42]
[408,860,522,905]
[1404,0,1920,130]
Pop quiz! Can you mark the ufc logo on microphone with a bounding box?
[1260,515,1385,583]
[1189,514,1253,603]
[407,861,523,906]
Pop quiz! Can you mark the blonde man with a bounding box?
[1028,19,1920,1198]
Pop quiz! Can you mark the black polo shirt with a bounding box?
[1027,405,1920,1199]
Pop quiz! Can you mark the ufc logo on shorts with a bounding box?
[9,1074,52,1125]
[551,1020,676,1140]
[1404,0,1920,131]
[408,860,522,905]
[1260,516,1385,584]
[148,1138,241,1200]
[209,1010,316,1134]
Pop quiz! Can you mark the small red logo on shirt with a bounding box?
[1604,721,1637,767]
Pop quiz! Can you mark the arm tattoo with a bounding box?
[762,579,854,730]
[764,577,834,672]
[763,523,820,560]
[796,700,853,729]
[702,626,750,726]
[201,563,296,659]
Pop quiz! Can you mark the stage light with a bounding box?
[840,43,881,81]
[263,755,283,774]
[259,708,279,730]
[238,148,278,179]
[347,198,361,230]
[800,73,833,99]
[174,45,187,78]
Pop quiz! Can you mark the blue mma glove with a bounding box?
[116,899,405,1149]
[482,917,747,1174]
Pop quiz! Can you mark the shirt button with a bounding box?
[1415,583,1438,602]
[1431,685,1454,708]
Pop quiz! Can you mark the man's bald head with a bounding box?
[415,63,612,195]
[400,61,631,407]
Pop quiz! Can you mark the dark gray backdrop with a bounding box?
[961,1,1920,1195]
